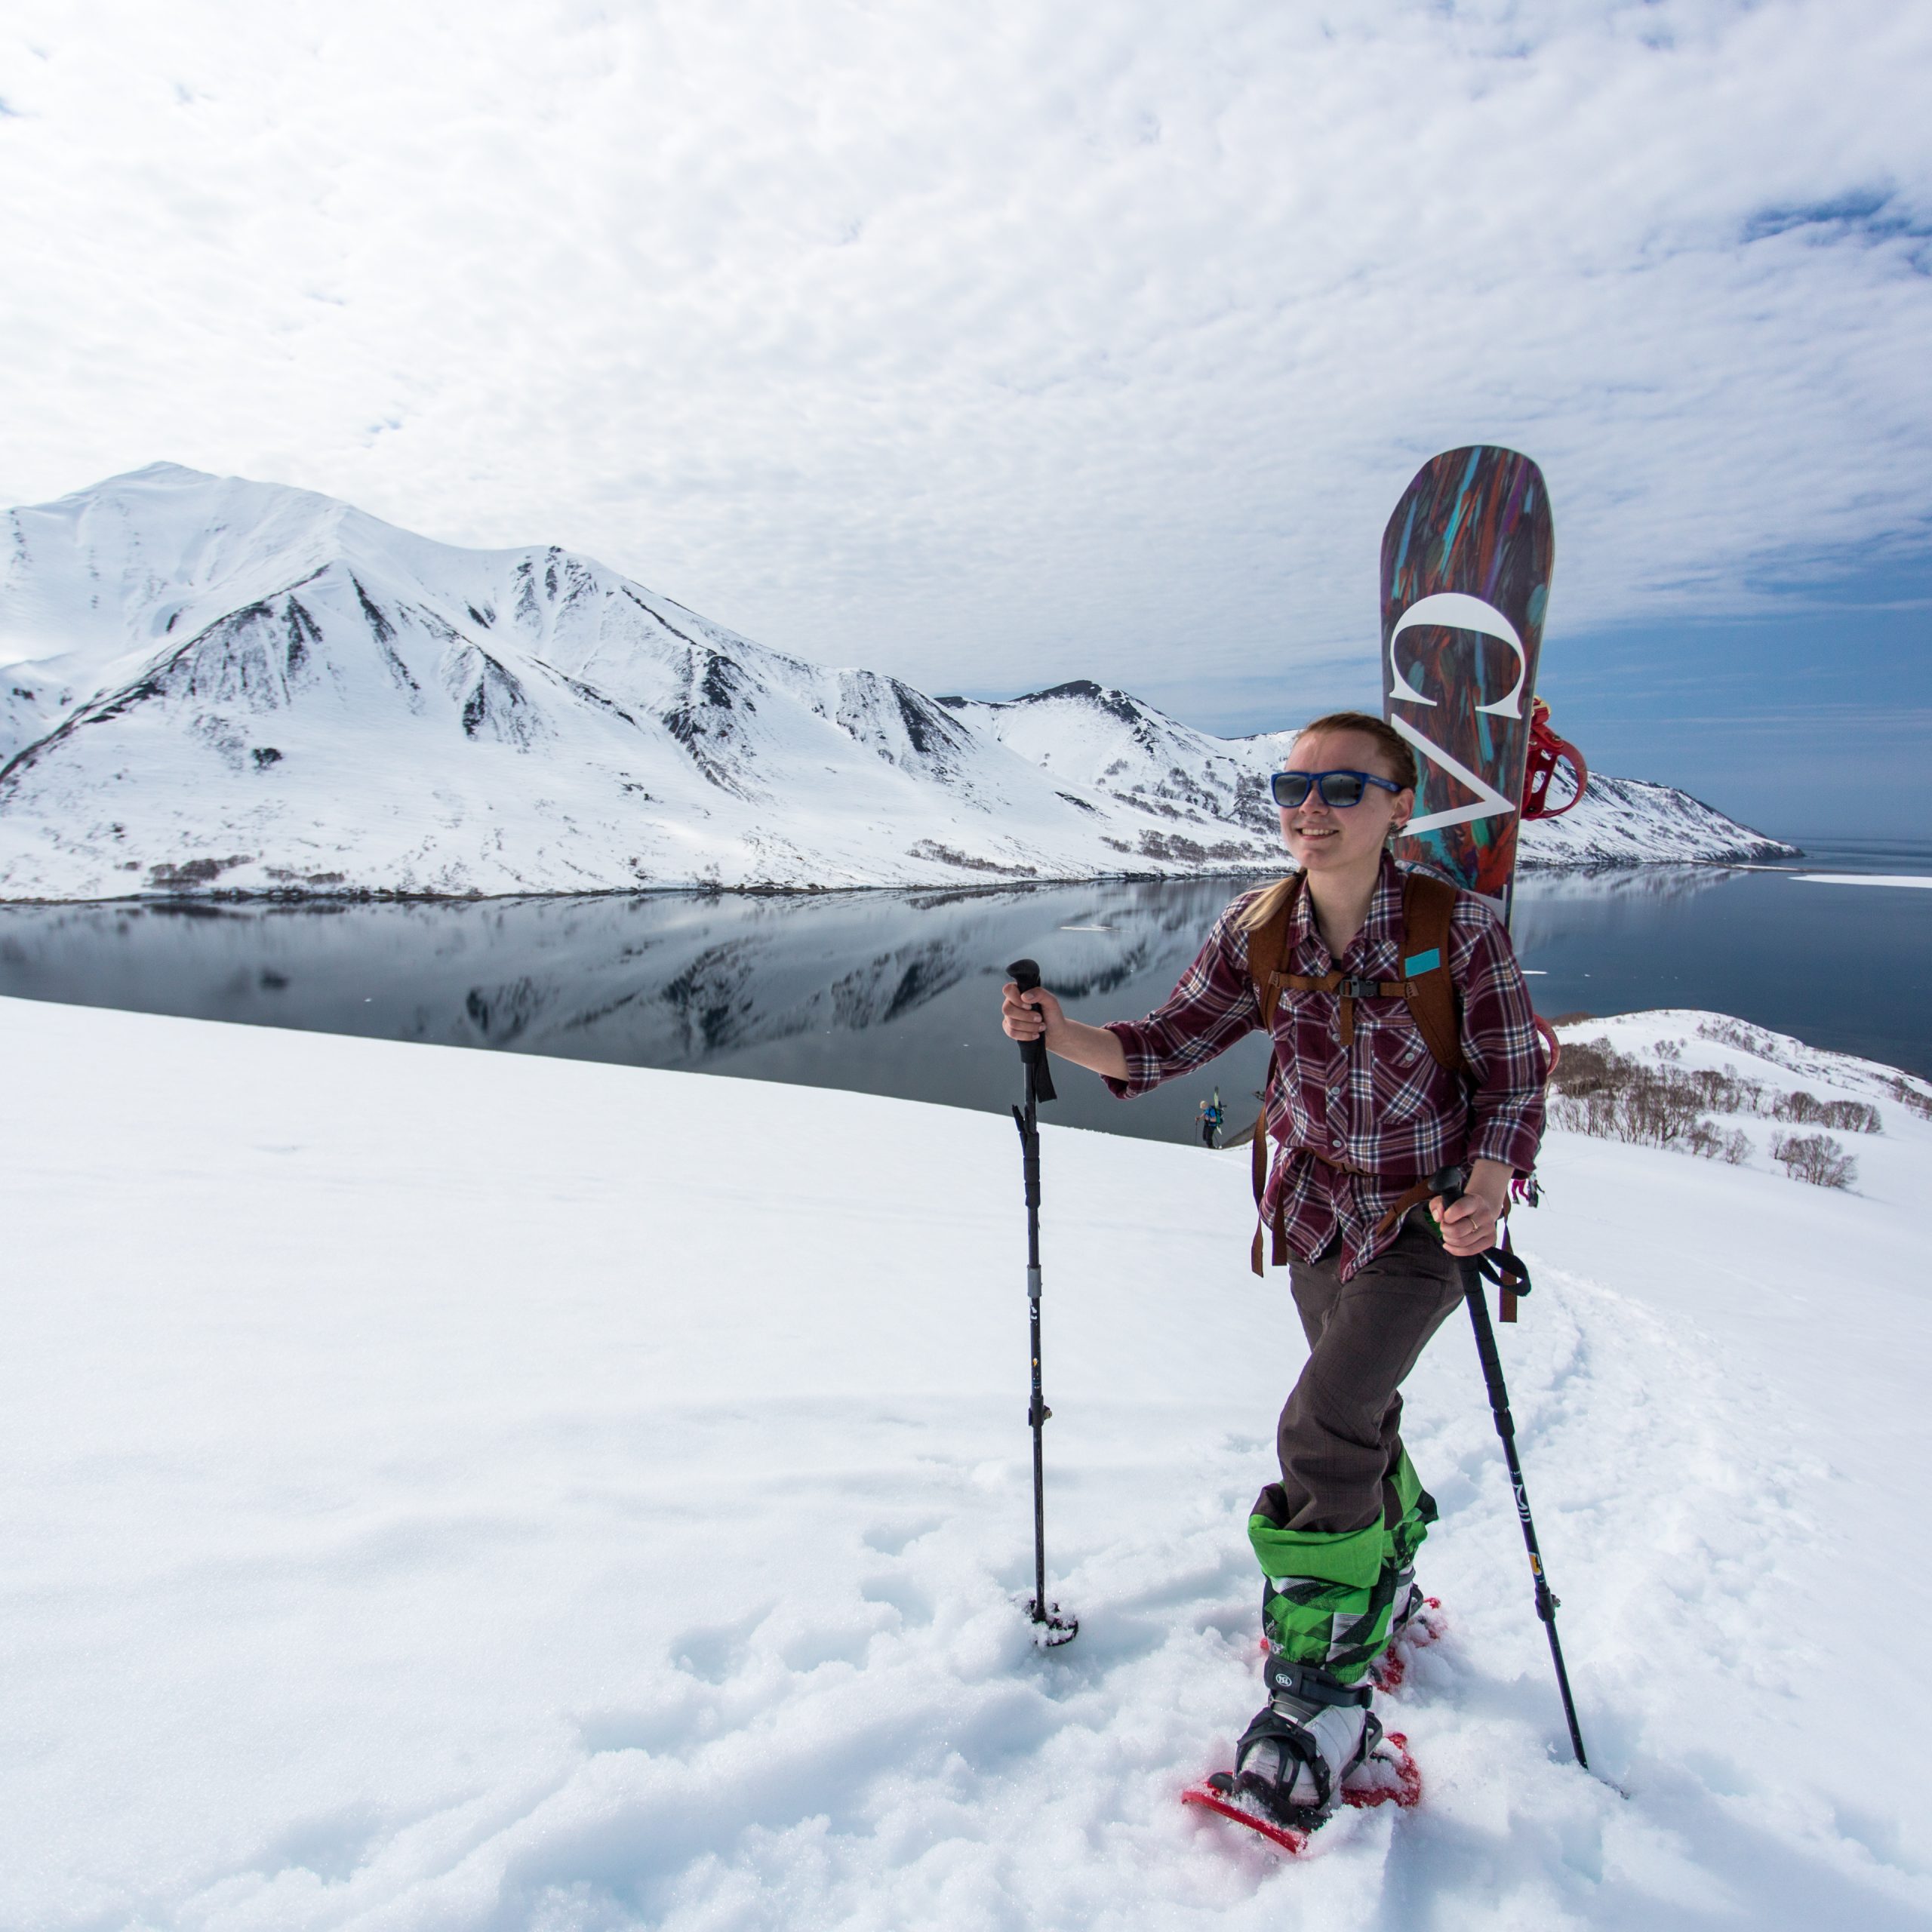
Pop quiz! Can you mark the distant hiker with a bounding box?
[1198,1089,1226,1149]
[1000,710,1545,1829]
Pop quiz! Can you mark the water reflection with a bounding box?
[0,854,1923,1137]
[1510,855,1927,1074]
[0,880,1280,1144]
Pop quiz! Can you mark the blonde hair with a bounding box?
[1288,710,1417,789]
[1236,711,1417,933]
[1235,874,1302,933]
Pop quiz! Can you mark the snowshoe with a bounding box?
[1183,1718,1421,1857]
[1183,1654,1419,1854]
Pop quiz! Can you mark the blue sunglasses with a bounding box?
[1269,768,1404,809]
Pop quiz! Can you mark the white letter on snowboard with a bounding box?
[1387,592,1524,834]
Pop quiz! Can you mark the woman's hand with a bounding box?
[1001,980,1064,1044]
[998,981,1131,1081]
[1431,1160,1512,1258]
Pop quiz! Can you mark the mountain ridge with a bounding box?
[0,465,1796,902]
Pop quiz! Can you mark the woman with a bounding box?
[1000,709,1545,1826]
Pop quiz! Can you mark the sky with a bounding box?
[3,0,1928,841]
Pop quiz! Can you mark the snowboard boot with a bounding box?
[1232,1654,1380,1827]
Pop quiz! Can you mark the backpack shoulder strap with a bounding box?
[1245,875,1303,1029]
[1244,876,1303,1250]
[1398,870,1467,1078]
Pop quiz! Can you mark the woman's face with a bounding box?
[1278,728,1414,878]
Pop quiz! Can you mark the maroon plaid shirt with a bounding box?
[1103,857,1545,1279]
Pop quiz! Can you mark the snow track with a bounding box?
[1,999,1925,1928]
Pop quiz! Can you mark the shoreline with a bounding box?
[0,843,1813,910]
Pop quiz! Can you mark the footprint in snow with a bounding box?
[861,1518,944,1558]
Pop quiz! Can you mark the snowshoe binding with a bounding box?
[1183,1657,1422,1855]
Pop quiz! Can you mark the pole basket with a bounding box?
[1027,1601,1079,1647]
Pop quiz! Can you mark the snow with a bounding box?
[1795,874,1932,889]
[0,466,1794,902]
[1508,772,1797,872]
[4,994,1927,1929]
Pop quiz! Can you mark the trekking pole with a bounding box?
[1008,959,1077,1647]
[1430,1164,1588,1768]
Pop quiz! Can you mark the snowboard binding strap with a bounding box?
[1521,697,1588,821]
[1227,1700,1383,1827]
[1263,1653,1375,1709]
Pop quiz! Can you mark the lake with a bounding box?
[0,835,1924,1145]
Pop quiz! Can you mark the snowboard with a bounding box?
[1380,446,1555,914]
[1182,1731,1423,1857]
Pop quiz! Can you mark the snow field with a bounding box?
[1,997,1927,1929]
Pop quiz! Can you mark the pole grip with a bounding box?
[1435,1164,1520,1318]
[1428,1164,1469,1272]
[1007,958,1057,1103]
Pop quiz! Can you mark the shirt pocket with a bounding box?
[1359,1009,1438,1126]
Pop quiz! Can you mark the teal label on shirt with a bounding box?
[1402,947,1442,977]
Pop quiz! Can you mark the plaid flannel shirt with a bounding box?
[1103,857,1545,1280]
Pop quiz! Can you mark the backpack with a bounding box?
[1241,869,1466,1275]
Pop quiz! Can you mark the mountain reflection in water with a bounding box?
[0,854,1924,1142]
[0,879,1276,1144]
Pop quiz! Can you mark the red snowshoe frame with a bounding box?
[1183,1732,1423,1856]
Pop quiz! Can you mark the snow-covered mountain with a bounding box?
[947,681,1797,873]
[0,466,1793,901]
[1509,771,1792,869]
[938,681,1287,845]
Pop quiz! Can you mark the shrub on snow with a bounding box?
[1774,1091,1881,1135]
[1549,1035,1865,1183]
[1770,1131,1857,1190]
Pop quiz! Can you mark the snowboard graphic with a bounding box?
[1380,447,1555,911]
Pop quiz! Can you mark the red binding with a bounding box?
[1521,697,1586,820]
[1534,1014,1561,1078]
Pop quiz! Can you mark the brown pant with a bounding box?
[1254,1222,1466,1538]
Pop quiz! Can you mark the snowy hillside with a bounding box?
[940,680,1287,842]
[1510,771,1797,869]
[2,993,1926,1928]
[949,681,1796,874]
[0,466,1792,902]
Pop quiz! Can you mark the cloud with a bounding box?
[2,0,1929,725]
